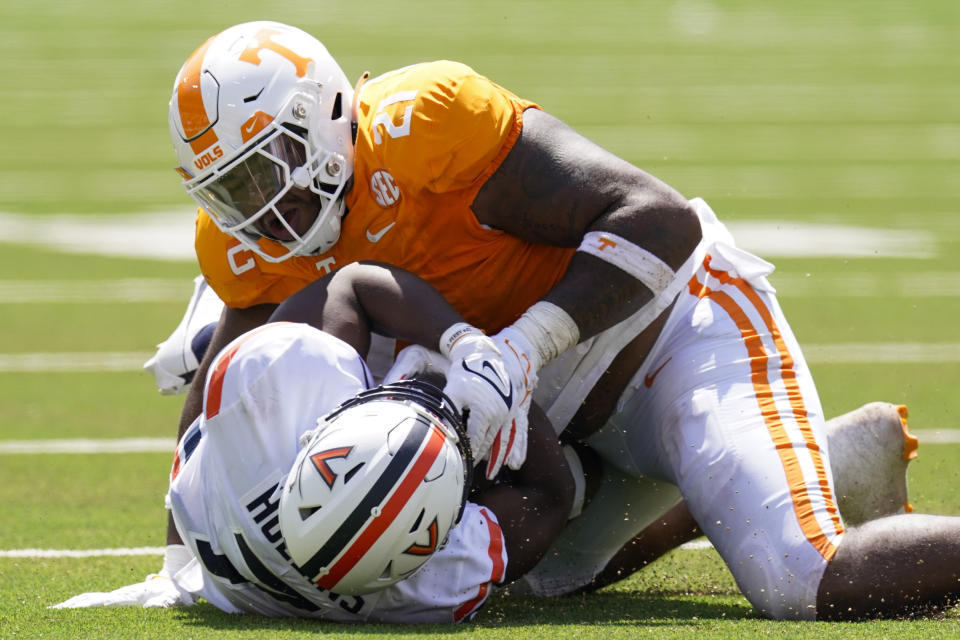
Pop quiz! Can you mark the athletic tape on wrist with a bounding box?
[578,231,675,295]
[510,301,580,370]
[439,322,483,357]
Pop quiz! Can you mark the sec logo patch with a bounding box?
[370,169,401,207]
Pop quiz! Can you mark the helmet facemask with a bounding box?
[184,113,348,262]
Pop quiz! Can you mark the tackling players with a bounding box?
[137,20,960,619]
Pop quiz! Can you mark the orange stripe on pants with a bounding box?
[689,255,842,560]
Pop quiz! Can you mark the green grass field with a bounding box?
[1,0,959,638]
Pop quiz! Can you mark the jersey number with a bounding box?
[372,90,417,145]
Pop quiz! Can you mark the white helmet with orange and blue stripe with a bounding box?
[279,379,473,595]
[168,21,354,261]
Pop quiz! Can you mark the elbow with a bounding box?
[659,197,702,270]
[632,194,701,271]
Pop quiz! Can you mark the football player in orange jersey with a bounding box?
[150,21,960,620]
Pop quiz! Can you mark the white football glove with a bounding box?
[49,574,191,609]
[49,544,195,610]
[440,324,527,479]
[488,326,540,473]
[383,345,451,385]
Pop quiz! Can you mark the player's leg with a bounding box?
[589,253,847,619]
[587,401,920,591]
[817,513,960,619]
[512,451,681,597]
[580,499,700,593]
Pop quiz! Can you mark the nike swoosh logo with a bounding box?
[244,119,259,133]
[644,356,672,388]
[365,221,396,243]
[462,360,514,408]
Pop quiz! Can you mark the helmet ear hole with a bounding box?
[409,508,425,534]
[343,462,364,484]
[299,505,321,521]
[331,92,343,120]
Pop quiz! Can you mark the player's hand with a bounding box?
[49,574,194,609]
[487,326,539,474]
[383,345,451,385]
[440,324,519,475]
[49,544,195,610]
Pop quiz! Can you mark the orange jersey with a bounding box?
[195,60,574,332]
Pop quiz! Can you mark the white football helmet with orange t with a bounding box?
[168,21,354,261]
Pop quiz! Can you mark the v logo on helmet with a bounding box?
[404,518,439,556]
[309,446,353,489]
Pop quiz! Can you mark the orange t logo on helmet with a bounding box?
[238,27,313,78]
[176,28,314,156]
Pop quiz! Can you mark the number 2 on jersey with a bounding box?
[372,90,417,144]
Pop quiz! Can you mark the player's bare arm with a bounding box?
[270,262,464,358]
[470,401,574,583]
[473,108,702,338]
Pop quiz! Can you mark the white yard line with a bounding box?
[2,342,959,374]
[6,543,716,557]
[3,273,960,304]
[802,342,960,364]
[0,211,940,261]
[770,271,960,297]
[0,438,176,454]
[2,272,960,305]
[0,547,165,558]
[0,211,196,262]
[2,543,705,557]
[2,430,959,456]
[680,540,714,550]
[0,542,712,556]
[0,352,155,372]
[0,279,191,303]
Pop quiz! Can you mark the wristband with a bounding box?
[509,301,579,371]
[439,322,484,357]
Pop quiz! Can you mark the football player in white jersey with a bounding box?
[53,262,574,622]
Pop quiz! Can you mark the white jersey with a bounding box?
[167,322,507,622]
